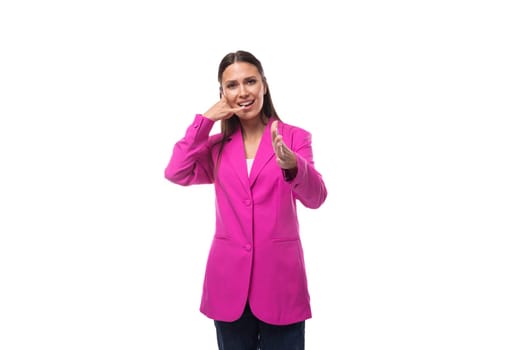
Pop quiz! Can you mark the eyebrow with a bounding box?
[224,76,258,84]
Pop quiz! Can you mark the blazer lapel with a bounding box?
[249,119,276,187]
[221,128,250,191]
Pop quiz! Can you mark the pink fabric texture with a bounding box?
[165,114,327,325]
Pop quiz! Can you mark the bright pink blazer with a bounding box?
[164,114,327,325]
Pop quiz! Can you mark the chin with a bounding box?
[238,110,262,121]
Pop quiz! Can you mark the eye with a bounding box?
[226,82,238,89]
[247,78,257,85]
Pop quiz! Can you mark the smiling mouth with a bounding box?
[238,100,255,108]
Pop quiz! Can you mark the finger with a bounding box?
[271,120,278,133]
[223,101,243,118]
[273,138,281,158]
[219,94,229,105]
[271,120,279,141]
[220,95,239,111]
[230,106,244,114]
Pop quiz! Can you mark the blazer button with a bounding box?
[243,199,252,206]
[244,244,252,251]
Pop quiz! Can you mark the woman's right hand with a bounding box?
[203,95,243,122]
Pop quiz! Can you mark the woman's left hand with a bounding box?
[271,121,297,170]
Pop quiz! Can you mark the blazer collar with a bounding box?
[223,117,277,189]
[248,117,276,187]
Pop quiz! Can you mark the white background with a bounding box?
[1,0,524,349]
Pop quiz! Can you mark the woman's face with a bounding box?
[221,62,266,121]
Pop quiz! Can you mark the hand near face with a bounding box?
[203,95,243,122]
[271,120,297,170]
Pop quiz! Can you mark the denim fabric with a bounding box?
[214,303,305,350]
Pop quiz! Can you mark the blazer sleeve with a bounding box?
[287,127,328,209]
[164,114,216,186]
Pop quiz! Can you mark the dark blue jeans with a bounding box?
[214,303,305,350]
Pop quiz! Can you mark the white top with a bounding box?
[247,158,254,175]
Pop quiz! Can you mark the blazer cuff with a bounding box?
[188,114,215,141]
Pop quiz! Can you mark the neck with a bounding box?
[240,115,267,140]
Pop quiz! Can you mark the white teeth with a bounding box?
[239,101,253,107]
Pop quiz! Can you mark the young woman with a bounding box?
[164,50,327,350]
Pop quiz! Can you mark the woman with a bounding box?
[164,50,327,350]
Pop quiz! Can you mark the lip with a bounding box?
[238,100,255,109]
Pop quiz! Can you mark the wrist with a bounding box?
[283,167,298,182]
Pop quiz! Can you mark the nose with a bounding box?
[239,84,248,97]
